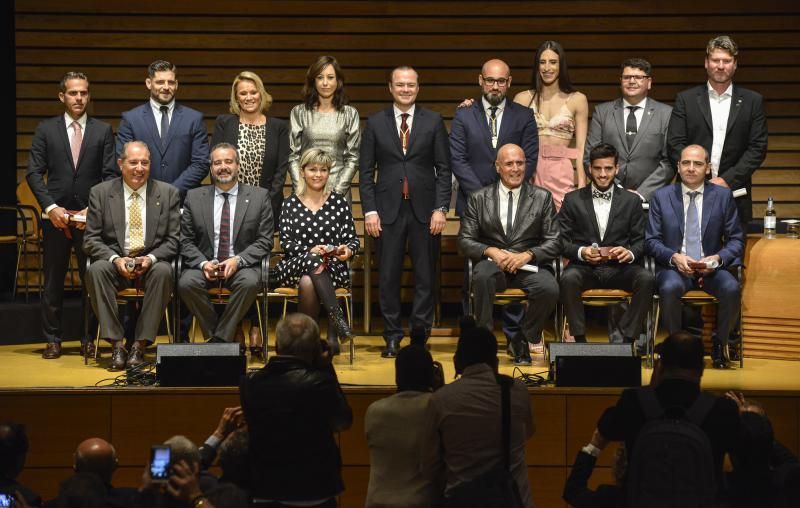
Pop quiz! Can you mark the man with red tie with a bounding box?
[26,72,116,360]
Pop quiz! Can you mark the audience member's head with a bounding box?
[395,345,435,393]
[74,438,117,485]
[219,429,249,488]
[651,331,704,385]
[454,316,498,374]
[55,472,108,508]
[163,435,201,469]
[275,313,322,365]
[0,422,28,480]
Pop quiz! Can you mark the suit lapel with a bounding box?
[384,107,404,155]
[472,102,494,152]
[701,183,715,236]
[203,187,215,248]
[669,185,685,237]
[605,187,626,240]
[612,99,627,151]
[486,183,504,240]
[407,106,421,154]
[161,105,182,152]
[109,180,126,249]
[232,185,250,243]
[580,187,602,241]
[142,106,163,154]
[695,88,713,132]
[144,182,161,248]
[726,86,744,134]
[509,184,529,239]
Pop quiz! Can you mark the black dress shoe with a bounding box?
[42,342,62,359]
[381,339,399,358]
[80,342,96,358]
[110,345,128,371]
[127,345,146,368]
[511,333,532,365]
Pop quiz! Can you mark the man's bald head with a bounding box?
[74,437,117,484]
[481,59,510,77]
[495,143,526,189]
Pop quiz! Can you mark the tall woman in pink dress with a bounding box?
[514,40,588,209]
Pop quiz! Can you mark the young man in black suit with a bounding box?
[359,66,451,358]
[557,143,654,349]
[26,72,116,359]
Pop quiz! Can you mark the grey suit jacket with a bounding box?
[83,177,180,262]
[585,97,673,200]
[458,181,560,265]
[180,183,274,269]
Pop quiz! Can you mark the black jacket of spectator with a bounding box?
[597,379,740,497]
[563,450,623,508]
[240,356,353,502]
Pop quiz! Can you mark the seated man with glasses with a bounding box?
[645,144,744,369]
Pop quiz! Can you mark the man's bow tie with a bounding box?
[592,189,612,201]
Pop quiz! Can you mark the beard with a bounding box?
[484,91,506,106]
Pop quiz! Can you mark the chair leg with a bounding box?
[191,317,196,343]
[282,298,288,320]
[343,295,354,365]
[165,308,172,343]
[14,242,22,302]
[255,297,268,357]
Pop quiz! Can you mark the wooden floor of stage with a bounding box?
[2,332,800,393]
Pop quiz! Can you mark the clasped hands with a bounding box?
[581,245,633,265]
[114,256,152,280]
[486,247,533,274]
[202,257,240,282]
[670,253,721,275]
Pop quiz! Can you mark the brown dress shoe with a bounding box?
[110,344,128,371]
[42,342,62,359]
[126,342,147,368]
[80,342,96,358]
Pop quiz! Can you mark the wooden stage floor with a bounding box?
[2,333,799,393]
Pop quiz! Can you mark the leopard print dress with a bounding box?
[236,122,266,186]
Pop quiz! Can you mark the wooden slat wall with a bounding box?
[15,0,800,305]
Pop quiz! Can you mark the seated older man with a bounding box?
[84,141,180,370]
[457,143,560,365]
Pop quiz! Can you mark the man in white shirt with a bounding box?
[558,143,654,350]
[84,141,180,370]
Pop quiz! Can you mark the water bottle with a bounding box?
[764,196,777,239]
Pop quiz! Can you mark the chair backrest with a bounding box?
[16,181,42,238]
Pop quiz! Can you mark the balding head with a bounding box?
[495,143,526,189]
[481,59,510,78]
[74,438,117,484]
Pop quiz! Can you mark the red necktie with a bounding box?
[70,121,82,171]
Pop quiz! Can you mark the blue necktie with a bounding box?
[685,191,702,260]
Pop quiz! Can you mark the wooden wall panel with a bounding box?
[13,0,800,304]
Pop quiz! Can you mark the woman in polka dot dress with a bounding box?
[273,148,359,353]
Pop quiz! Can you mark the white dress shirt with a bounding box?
[213,183,238,260]
[498,181,521,234]
[578,186,634,263]
[707,82,733,178]
[482,97,506,148]
[622,97,647,130]
[680,183,705,257]
[150,99,175,138]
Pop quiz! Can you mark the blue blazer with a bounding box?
[449,99,538,215]
[116,102,209,195]
[645,182,744,270]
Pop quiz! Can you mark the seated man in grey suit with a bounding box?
[84,141,180,370]
[458,143,560,365]
[178,143,274,349]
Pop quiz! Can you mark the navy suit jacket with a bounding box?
[116,102,209,195]
[645,182,744,270]
[449,99,538,215]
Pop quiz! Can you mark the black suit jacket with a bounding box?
[557,185,646,265]
[180,183,274,269]
[211,114,289,221]
[359,105,451,224]
[26,115,116,211]
[667,84,768,223]
[458,181,560,265]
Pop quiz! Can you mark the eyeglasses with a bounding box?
[621,75,651,82]
[481,76,509,87]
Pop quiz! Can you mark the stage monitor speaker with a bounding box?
[156,343,246,387]
[548,342,641,387]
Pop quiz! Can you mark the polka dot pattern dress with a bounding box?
[273,192,360,289]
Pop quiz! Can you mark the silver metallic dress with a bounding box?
[288,103,361,195]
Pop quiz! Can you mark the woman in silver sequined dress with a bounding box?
[288,56,360,196]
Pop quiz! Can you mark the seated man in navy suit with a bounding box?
[645,144,744,368]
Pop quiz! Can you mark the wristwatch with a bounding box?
[433,206,448,214]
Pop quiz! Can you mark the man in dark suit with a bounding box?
[84,141,180,370]
[585,58,673,201]
[646,145,744,369]
[178,143,274,345]
[26,71,116,360]
[116,60,209,196]
[667,35,768,228]
[359,66,451,358]
[451,59,539,346]
[558,143,654,349]
[458,144,560,365]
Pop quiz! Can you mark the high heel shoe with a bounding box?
[329,307,354,343]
